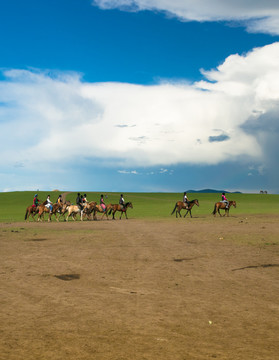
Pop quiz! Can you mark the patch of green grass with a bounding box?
[0,191,278,222]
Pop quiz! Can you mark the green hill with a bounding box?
[0,191,278,222]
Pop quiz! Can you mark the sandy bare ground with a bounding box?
[1,215,279,360]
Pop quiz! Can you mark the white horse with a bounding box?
[66,203,89,221]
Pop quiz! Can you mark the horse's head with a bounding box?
[232,201,236,208]
[194,199,199,207]
[126,202,133,209]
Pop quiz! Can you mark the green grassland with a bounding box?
[0,191,278,222]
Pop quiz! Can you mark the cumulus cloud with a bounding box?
[92,0,279,34]
[1,43,279,177]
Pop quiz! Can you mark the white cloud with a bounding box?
[92,0,279,34]
[1,42,279,175]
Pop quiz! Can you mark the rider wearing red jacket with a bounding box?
[32,194,40,208]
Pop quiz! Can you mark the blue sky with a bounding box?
[1,0,279,193]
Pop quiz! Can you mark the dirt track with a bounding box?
[1,215,279,360]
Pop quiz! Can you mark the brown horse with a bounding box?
[48,203,64,222]
[92,203,111,220]
[80,201,97,220]
[171,199,199,218]
[108,202,133,220]
[24,205,39,221]
[37,202,63,222]
[58,201,71,221]
[212,200,236,217]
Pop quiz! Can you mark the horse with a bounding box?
[66,203,90,221]
[24,205,39,221]
[171,199,199,218]
[212,200,236,217]
[92,203,111,220]
[37,202,63,222]
[74,201,97,220]
[36,201,48,222]
[48,203,64,222]
[108,202,133,220]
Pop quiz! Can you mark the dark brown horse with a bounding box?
[48,203,64,222]
[212,200,236,217]
[24,205,39,221]
[108,202,133,220]
[171,199,199,218]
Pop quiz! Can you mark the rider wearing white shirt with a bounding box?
[46,195,53,213]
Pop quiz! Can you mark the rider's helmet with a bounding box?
[35,194,38,197]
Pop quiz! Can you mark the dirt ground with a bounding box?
[1,215,279,360]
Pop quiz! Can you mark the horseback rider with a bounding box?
[56,194,63,213]
[83,193,88,203]
[100,194,106,212]
[221,192,229,209]
[119,194,125,210]
[183,192,190,209]
[32,194,40,209]
[76,193,83,210]
[56,194,63,204]
[46,195,53,213]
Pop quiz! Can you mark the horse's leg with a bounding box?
[124,210,128,219]
[184,211,188,218]
[190,209,192,218]
[112,210,116,220]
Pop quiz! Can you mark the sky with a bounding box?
[1,0,279,194]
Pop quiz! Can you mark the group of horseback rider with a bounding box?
[32,193,127,213]
[32,191,229,215]
[32,193,63,213]
[183,191,229,209]
[76,193,126,212]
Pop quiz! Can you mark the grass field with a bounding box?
[0,191,278,222]
[1,192,279,359]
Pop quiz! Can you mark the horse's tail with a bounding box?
[24,208,28,220]
[212,204,217,215]
[171,203,177,215]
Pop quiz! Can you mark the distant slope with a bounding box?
[187,189,242,194]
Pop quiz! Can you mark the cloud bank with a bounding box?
[1,43,279,177]
[92,0,279,35]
